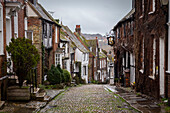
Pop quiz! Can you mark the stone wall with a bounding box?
[28,17,43,85]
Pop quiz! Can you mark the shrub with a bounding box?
[80,78,86,84]
[57,64,65,83]
[63,69,72,84]
[47,65,61,84]
[6,38,40,87]
[74,75,80,85]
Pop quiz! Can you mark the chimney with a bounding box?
[75,25,81,35]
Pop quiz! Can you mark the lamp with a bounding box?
[160,0,169,5]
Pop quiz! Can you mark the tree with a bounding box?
[6,38,40,87]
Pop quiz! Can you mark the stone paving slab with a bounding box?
[106,85,166,113]
[0,89,65,113]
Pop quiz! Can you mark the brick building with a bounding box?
[0,0,27,101]
[135,0,168,99]
[27,0,61,85]
[112,7,135,87]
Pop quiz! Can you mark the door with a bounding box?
[159,38,165,96]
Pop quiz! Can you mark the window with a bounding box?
[63,60,67,69]
[142,0,144,13]
[14,13,18,38]
[117,28,120,39]
[149,0,155,13]
[83,66,86,75]
[100,60,101,68]
[25,17,28,38]
[123,23,126,37]
[131,21,134,35]
[84,54,86,61]
[153,38,156,76]
[0,4,3,55]
[55,54,61,66]
[139,0,144,16]
[43,22,47,38]
[94,59,96,67]
[49,24,52,38]
[142,37,144,69]
[27,31,33,41]
[55,27,58,43]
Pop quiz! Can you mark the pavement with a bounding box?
[40,84,139,113]
[0,89,64,113]
[105,85,166,113]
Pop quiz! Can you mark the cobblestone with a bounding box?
[40,84,139,113]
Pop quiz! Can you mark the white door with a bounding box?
[159,38,165,96]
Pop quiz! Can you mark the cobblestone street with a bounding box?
[40,85,139,113]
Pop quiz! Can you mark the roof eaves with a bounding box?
[37,3,61,27]
[113,8,135,30]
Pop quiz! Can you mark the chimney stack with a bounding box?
[75,25,81,35]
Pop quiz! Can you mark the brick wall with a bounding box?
[135,0,168,99]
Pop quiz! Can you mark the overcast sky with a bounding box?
[39,0,132,36]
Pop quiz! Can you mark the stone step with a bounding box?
[36,92,46,101]
[43,95,51,102]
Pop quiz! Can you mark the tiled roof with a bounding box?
[99,50,107,58]
[28,2,61,26]
[61,25,89,53]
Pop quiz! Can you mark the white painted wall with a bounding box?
[27,4,38,17]
[81,53,89,83]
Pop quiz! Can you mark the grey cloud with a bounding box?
[39,0,131,35]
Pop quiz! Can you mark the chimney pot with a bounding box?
[75,25,81,35]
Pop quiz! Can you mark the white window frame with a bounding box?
[0,3,4,55]
[14,12,18,38]
[25,17,28,38]
[153,38,156,76]
[149,0,156,14]
[55,53,61,67]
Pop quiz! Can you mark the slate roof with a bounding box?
[113,8,135,30]
[61,25,89,53]
[28,2,61,27]
[60,30,70,42]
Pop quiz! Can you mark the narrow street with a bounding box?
[40,85,138,113]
